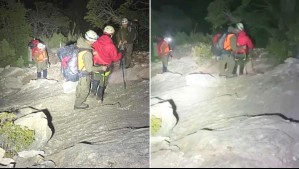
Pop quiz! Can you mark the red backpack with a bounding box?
[29,39,40,60]
[212,33,222,45]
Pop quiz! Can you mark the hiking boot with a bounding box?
[74,103,89,110]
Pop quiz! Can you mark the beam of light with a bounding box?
[164,37,172,43]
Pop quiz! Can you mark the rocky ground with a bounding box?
[151,48,299,168]
[0,51,149,168]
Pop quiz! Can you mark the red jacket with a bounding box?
[236,31,254,54]
[92,34,122,65]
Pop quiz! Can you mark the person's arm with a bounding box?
[83,52,106,72]
[116,30,122,47]
[110,45,122,62]
[230,36,239,52]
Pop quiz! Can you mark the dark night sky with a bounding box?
[152,0,212,33]
[21,0,72,9]
[152,0,210,22]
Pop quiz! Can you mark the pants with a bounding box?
[219,53,235,76]
[75,76,90,106]
[36,60,48,78]
[233,54,246,75]
[91,71,110,98]
[125,43,133,68]
[161,55,169,73]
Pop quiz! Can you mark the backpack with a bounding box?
[211,32,227,56]
[57,44,91,82]
[128,21,138,43]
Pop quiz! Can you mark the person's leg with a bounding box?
[42,69,47,79]
[37,72,41,79]
[161,55,169,73]
[36,62,42,79]
[226,55,236,76]
[91,79,99,96]
[74,76,91,109]
[219,54,228,75]
[97,73,109,101]
[91,72,101,97]
[125,44,134,68]
[239,59,245,75]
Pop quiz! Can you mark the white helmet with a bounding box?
[85,30,98,42]
[236,23,244,31]
[37,43,45,49]
[103,25,115,34]
[122,18,128,24]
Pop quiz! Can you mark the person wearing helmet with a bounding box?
[156,35,171,73]
[233,23,254,75]
[117,18,137,68]
[33,42,48,79]
[219,26,239,78]
[74,30,107,109]
[91,26,122,101]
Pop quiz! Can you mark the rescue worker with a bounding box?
[74,30,107,110]
[117,18,137,68]
[233,23,254,75]
[33,43,48,79]
[218,26,239,78]
[91,26,122,101]
[157,36,171,73]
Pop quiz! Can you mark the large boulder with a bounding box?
[0,147,5,159]
[14,111,52,150]
[109,64,148,84]
[0,158,15,166]
[4,77,23,89]
[0,67,24,77]
[151,100,177,137]
[137,67,149,80]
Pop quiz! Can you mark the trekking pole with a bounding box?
[101,71,106,103]
[119,43,126,89]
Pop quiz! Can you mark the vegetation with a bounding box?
[0,112,35,155]
[206,0,299,63]
[28,2,71,38]
[0,0,31,67]
[85,0,149,51]
[151,115,162,135]
[191,43,213,65]
[152,0,299,64]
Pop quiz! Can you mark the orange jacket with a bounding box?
[224,34,235,51]
[157,40,170,57]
